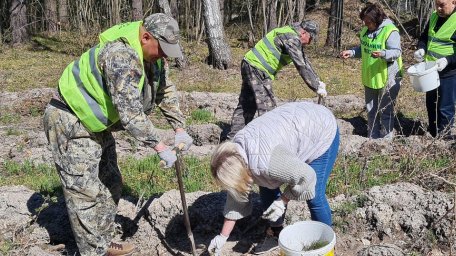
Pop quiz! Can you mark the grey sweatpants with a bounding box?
[364,77,401,139]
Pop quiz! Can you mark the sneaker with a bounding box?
[106,242,135,256]
[253,236,279,255]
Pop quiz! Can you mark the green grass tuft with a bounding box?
[187,109,216,124]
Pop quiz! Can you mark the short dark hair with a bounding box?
[359,3,387,28]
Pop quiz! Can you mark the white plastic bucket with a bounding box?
[407,61,440,92]
[278,221,336,256]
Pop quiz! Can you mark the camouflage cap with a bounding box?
[299,20,319,41]
[143,13,183,58]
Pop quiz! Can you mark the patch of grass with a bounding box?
[0,160,62,196]
[119,155,218,198]
[0,45,75,92]
[0,239,13,255]
[0,112,21,124]
[6,128,21,136]
[333,201,358,217]
[1,155,218,200]
[30,106,42,117]
[187,109,216,125]
[327,153,453,197]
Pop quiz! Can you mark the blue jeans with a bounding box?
[426,74,456,137]
[260,129,340,227]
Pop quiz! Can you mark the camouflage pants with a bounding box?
[43,104,122,256]
[227,60,277,139]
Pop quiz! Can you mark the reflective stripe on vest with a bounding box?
[244,26,296,80]
[360,24,403,89]
[59,21,152,132]
[425,11,456,61]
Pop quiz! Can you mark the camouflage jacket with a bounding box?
[272,28,320,91]
[97,39,185,147]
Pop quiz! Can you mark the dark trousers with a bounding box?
[426,75,456,137]
[227,60,276,139]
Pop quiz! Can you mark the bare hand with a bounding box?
[371,51,383,58]
[339,50,352,59]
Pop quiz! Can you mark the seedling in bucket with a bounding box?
[278,221,336,256]
[302,240,330,251]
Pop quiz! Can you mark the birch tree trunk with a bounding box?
[45,0,58,33]
[202,0,232,69]
[132,0,143,20]
[58,0,68,30]
[158,0,188,69]
[10,0,28,45]
[219,0,224,23]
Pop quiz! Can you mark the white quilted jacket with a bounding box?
[233,101,337,189]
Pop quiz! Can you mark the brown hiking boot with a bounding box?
[106,242,135,256]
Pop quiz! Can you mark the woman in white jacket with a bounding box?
[208,101,339,255]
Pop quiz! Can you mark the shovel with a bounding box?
[160,144,197,256]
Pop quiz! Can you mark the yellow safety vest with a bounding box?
[59,21,161,132]
[360,24,403,89]
[244,26,296,80]
[425,11,456,61]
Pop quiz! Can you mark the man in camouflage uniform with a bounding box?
[43,13,193,256]
[227,20,327,139]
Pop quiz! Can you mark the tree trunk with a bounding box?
[202,0,232,69]
[219,0,224,23]
[158,0,188,69]
[267,0,277,31]
[0,19,2,45]
[418,0,433,37]
[247,0,256,44]
[10,0,28,45]
[297,0,306,21]
[132,0,143,20]
[325,0,343,51]
[45,0,58,33]
[169,0,178,20]
[262,0,267,35]
[111,0,121,26]
[58,0,69,30]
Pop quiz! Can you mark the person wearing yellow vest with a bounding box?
[226,20,326,139]
[340,3,403,139]
[43,13,193,256]
[414,0,456,138]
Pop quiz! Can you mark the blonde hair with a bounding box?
[211,142,253,202]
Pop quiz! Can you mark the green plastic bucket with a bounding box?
[278,221,336,256]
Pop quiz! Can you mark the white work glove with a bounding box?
[158,147,177,168]
[414,49,425,62]
[436,58,448,71]
[174,130,193,151]
[316,81,327,98]
[262,199,286,222]
[208,234,228,256]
